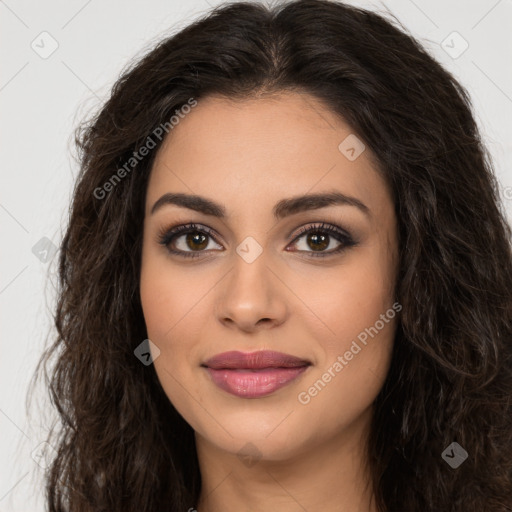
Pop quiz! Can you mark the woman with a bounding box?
[34,0,512,510]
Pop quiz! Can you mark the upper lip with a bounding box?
[203,350,311,370]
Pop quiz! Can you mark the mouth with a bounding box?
[202,350,311,398]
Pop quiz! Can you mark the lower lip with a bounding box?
[205,366,309,398]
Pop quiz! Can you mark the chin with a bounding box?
[202,427,306,463]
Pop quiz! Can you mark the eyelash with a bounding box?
[157,222,357,259]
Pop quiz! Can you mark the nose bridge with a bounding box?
[215,238,288,330]
[226,239,272,305]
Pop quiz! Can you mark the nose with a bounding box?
[214,255,288,333]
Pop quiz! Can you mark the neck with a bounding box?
[194,406,378,512]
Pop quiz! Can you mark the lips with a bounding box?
[203,350,310,369]
[202,350,311,398]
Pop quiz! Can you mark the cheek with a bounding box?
[139,248,213,412]
[309,245,396,352]
[296,288,397,438]
[140,263,174,343]
[295,241,397,419]
[139,247,207,344]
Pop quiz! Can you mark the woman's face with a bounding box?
[140,92,399,461]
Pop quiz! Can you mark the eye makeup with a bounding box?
[156,220,358,260]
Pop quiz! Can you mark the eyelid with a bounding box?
[157,221,357,258]
[156,222,222,251]
[287,222,356,256]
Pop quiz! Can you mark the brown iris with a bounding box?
[186,232,208,251]
[307,232,329,251]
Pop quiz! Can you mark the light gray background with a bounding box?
[1,0,511,510]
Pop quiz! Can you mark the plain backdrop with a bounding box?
[1,0,511,510]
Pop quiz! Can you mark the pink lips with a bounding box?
[202,350,311,398]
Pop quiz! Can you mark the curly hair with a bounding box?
[32,0,512,510]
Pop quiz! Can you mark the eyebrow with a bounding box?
[150,190,371,220]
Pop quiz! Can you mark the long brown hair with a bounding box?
[32,0,512,510]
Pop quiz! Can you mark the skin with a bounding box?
[140,91,399,512]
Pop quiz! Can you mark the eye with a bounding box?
[157,221,357,259]
[157,223,222,259]
[287,222,356,257]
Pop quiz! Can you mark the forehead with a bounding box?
[146,92,391,221]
